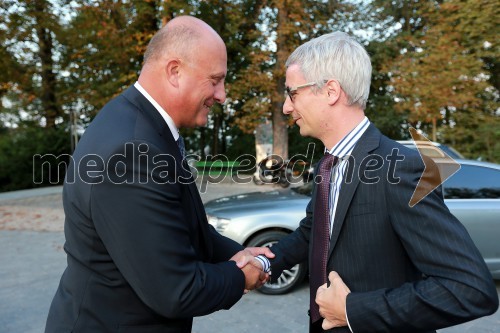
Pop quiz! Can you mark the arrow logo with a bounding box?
[408,128,461,207]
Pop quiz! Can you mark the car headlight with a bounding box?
[206,215,231,233]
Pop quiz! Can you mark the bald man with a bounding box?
[45,16,272,333]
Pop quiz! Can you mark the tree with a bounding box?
[59,0,161,119]
[382,0,499,161]
[195,0,262,157]
[154,1,263,157]
[365,39,410,141]
[232,0,361,159]
[0,0,64,128]
[436,0,499,161]
[0,0,165,190]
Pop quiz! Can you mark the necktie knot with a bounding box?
[317,154,338,183]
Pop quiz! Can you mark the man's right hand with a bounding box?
[241,263,268,292]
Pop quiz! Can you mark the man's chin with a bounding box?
[195,117,209,127]
[196,109,210,127]
[298,126,309,137]
[183,116,209,128]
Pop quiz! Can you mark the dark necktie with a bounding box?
[310,153,338,323]
[176,135,186,159]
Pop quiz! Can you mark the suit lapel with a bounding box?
[170,143,214,259]
[184,170,214,260]
[122,86,213,259]
[328,124,381,259]
[122,86,172,140]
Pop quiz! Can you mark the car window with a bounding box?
[443,165,500,199]
[418,146,446,158]
[439,145,464,159]
[400,142,463,159]
[293,163,500,199]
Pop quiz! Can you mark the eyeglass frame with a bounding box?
[284,80,331,102]
[284,82,316,102]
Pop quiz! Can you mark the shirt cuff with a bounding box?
[255,255,271,274]
[346,303,353,332]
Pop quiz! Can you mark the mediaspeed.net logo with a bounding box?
[31,128,462,197]
[409,127,461,207]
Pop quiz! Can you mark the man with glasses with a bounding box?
[257,31,498,332]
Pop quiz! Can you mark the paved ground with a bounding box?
[0,182,499,332]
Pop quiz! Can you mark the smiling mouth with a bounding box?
[203,100,214,110]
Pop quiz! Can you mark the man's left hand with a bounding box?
[315,271,351,330]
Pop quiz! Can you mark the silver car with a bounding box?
[205,159,500,294]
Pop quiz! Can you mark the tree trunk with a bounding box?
[34,0,60,128]
[212,111,222,155]
[272,91,288,159]
[273,1,290,160]
[432,116,437,142]
[200,128,207,158]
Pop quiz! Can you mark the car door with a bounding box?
[443,163,500,279]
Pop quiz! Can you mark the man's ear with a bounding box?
[325,79,341,106]
[165,59,181,87]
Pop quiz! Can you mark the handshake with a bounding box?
[230,247,275,293]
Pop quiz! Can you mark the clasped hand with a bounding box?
[230,247,274,293]
[315,271,351,330]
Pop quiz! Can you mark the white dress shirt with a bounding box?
[133,82,179,140]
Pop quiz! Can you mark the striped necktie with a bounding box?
[310,153,338,323]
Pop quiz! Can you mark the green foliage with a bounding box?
[365,40,410,140]
[0,125,71,191]
[288,125,323,164]
[224,127,257,160]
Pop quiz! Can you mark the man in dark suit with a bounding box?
[257,32,498,332]
[45,16,272,333]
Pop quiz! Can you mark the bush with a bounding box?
[0,125,71,192]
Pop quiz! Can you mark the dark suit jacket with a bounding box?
[45,86,245,333]
[270,124,498,332]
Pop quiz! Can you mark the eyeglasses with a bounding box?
[284,82,318,102]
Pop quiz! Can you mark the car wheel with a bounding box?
[278,170,291,188]
[247,231,307,295]
[252,174,264,185]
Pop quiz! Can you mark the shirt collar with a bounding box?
[327,116,370,157]
[134,81,179,141]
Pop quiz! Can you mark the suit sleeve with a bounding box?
[346,154,499,332]
[208,225,244,262]
[90,140,245,318]
[268,192,314,282]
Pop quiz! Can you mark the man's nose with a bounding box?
[215,83,226,104]
[283,96,293,115]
